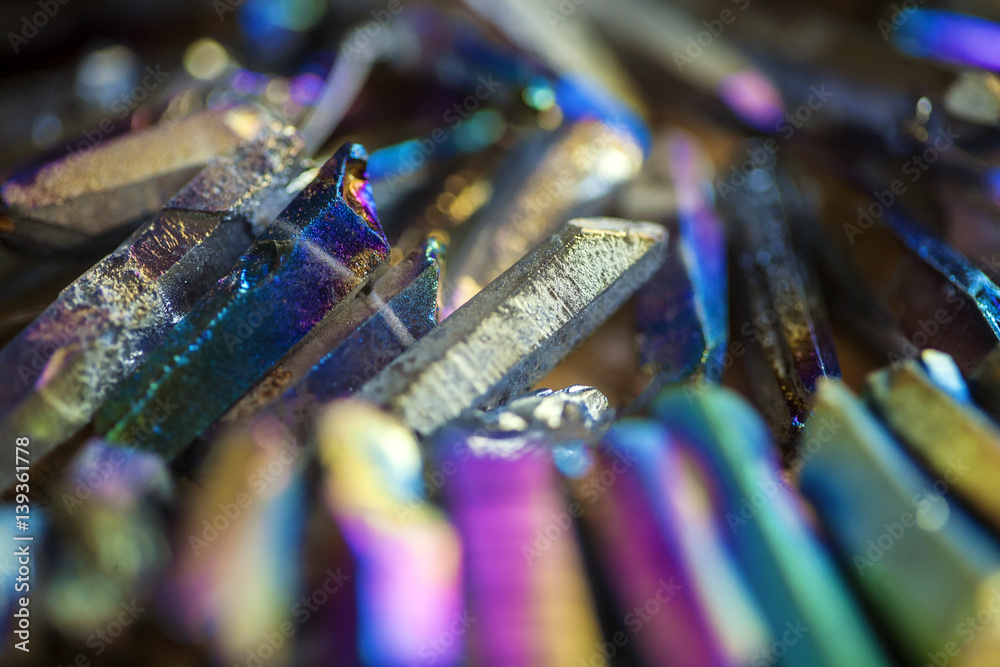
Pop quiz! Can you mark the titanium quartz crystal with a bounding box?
[574,418,771,665]
[651,386,890,666]
[865,352,1000,532]
[801,379,1000,665]
[166,417,306,666]
[1,107,271,256]
[727,145,839,444]
[431,396,607,665]
[317,400,463,667]
[211,238,442,444]
[442,120,645,313]
[359,217,666,436]
[0,122,304,489]
[96,143,391,457]
[629,131,727,411]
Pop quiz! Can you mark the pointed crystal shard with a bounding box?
[726,145,839,444]
[166,418,306,666]
[0,125,305,489]
[211,238,442,443]
[359,217,666,436]
[441,121,645,313]
[97,143,390,456]
[432,418,604,665]
[629,131,728,411]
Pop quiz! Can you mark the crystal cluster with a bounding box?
[5,2,1000,666]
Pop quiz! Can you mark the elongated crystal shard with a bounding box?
[318,401,464,667]
[97,143,391,456]
[866,355,1000,532]
[165,417,306,666]
[1,107,270,255]
[442,122,644,313]
[800,379,1000,665]
[630,131,727,410]
[652,386,891,667]
[574,420,770,666]
[359,217,666,436]
[213,238,442,442]
[433,420,604,666]
[0,125,305,489]
[727,146,839,444]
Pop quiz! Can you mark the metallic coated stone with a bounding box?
[1,107,271,256]
[359,217,666,436]
[212,238,443,444]
[652,386,890,667]
[97,143,390,457]
[865,354,1000,532]
[0,123,305,489]
[727,145,839,445]
[801,379,1000,665]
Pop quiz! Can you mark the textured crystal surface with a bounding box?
[0,126,304,488]
[360,217,666,435]
[97,143,390,456]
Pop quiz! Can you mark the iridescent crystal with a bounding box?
[97,143,390,456]
[0,125,304,488]
[801,379,1000,665]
